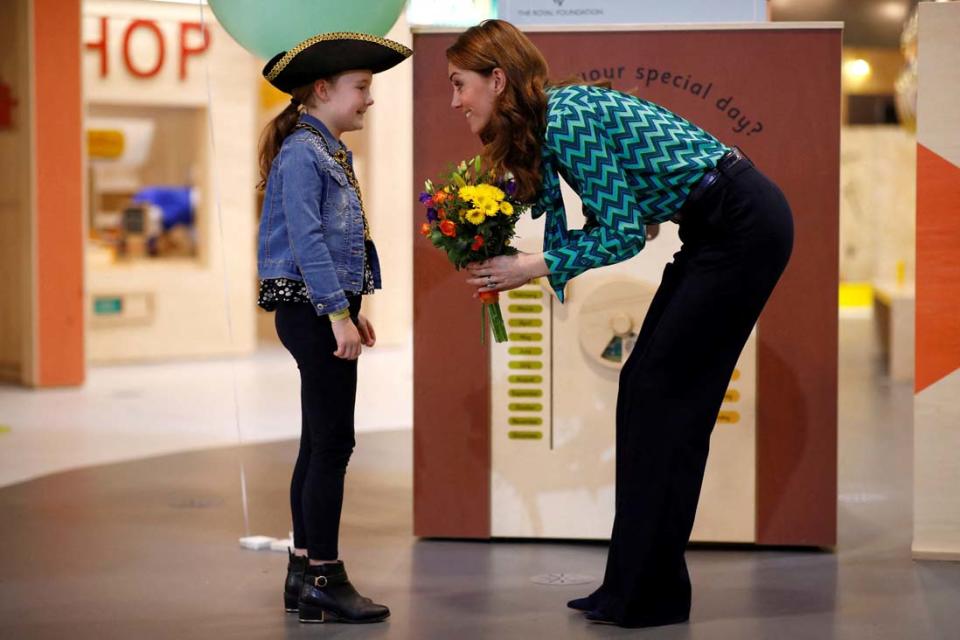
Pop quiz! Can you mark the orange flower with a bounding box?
[437,208,447,220]
[420,222,432,236]
[471,235,484,250]
[439,219,456,237]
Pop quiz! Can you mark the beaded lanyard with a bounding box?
[295,122,371,241]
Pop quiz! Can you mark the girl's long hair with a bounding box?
[446,20,550,203]
[257,84,315,190]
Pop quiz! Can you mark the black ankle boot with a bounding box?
[284,550,308,613]
[568,585,606,612]
[298,561,390,624]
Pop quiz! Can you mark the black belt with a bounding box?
[673,147,750,222]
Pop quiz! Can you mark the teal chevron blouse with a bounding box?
[533,85,729,301]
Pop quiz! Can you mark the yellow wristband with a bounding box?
[329,308,351,322]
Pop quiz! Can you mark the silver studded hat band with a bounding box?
[263,32,413,93]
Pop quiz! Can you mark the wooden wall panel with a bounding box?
[913,1,960,561]
[0,0,31,383]
[34,0,85,386]
[413,26,841,545]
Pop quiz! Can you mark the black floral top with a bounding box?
[258,240,375,311]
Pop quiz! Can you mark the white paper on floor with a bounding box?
[239,535,275,550]
[239,531,294,551]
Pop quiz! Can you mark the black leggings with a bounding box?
[275,296,361,560]
[598,162,794,626]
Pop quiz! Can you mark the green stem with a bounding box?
[480,300,486,345]
[487,302,508,343]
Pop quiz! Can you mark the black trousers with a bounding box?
[597,162,794,626]
[275,296,362,560]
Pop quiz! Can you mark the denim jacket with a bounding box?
[257,114,381,316]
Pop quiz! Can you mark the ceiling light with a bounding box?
[844,58,872,80]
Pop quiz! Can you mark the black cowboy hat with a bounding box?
[263,32,412,93]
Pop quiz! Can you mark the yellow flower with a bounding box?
[464,208,486,225]
[477,196,500,217]
[499,201,514,215]
[476,183,505,202]
[458,186,477,203]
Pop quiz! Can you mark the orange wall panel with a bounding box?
[33,0,85,386]
[915,144,960,393]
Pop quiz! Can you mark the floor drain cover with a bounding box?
[530,573,595,586]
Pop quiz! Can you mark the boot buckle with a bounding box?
[314,576,328,588]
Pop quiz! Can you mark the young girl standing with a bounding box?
[256,32,411,624]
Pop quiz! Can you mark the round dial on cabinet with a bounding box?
[577,278,657,370]
[609,312,634,336]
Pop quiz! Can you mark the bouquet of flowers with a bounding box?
[419,156,528,343]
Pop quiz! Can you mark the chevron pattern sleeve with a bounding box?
[539,85,729,301]
[541,88,647,297]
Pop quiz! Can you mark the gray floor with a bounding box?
[1,318,958,639]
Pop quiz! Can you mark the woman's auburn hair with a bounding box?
[446,20,550,204]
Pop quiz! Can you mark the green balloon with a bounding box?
[209,0,407,60]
